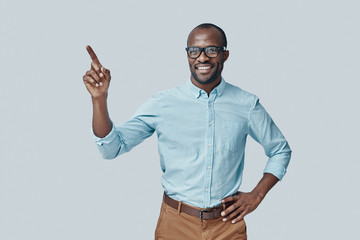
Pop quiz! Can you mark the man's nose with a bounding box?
[197,50,210,62]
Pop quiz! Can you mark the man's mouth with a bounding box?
[195,65,213,73]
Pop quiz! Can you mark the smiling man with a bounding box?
[83,23,292,240]
[187,25,228,88]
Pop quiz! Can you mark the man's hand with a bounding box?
[83,45,111,99]
[220,173,279,224]
[220,191,264,224]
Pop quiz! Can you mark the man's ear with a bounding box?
[223,50,229,62]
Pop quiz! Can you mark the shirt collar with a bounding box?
[186,78,226,99]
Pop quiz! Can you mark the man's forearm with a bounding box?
[221,173,279,223]
[251,173,279,200]
[92,94,112,138]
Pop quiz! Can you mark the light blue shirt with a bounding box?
[93,78,291,208]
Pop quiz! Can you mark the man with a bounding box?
[83,23,291,239]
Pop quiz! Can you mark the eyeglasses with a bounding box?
[185,46,226,59]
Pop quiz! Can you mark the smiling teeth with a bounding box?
[198,66,211,70]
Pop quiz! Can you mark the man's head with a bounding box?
[186,23,229,87]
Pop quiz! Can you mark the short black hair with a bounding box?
[187,23,227,48]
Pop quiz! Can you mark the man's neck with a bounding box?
[191,76,222,96]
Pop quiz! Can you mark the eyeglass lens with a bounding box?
[187,47,220,58]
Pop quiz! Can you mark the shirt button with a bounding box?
[208,166,211,170]
[206,188,209,192]
[208,143,212,147]
[209,122,213,126]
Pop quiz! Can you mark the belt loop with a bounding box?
[177,201,182,214]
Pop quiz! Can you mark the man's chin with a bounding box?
[193,74,217,85]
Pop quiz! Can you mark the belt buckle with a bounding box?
[199,209,212,220]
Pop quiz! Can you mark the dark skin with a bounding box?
[221,173,279,223]
[83,27,279,224]
[187,28,229,95]
[82,45,112,138]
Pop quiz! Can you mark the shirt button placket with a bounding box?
[205,99,215,207]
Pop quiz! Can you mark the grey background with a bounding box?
[1,0,359,239]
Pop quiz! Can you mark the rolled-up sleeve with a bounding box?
[248,97,292,180]
[93,92,163,159]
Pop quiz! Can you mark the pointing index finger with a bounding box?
[86,45,101,64]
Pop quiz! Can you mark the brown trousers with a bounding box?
[155,201,247,240]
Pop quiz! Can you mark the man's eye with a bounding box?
[189,48,199,53]
[207,48,217,53]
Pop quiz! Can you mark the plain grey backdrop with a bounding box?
[1,0,359,239]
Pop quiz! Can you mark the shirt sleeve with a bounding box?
[93,92,163,159]
[248,97,292,180]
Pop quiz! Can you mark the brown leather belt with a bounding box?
[163,192,234,220]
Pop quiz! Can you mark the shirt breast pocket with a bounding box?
[221,121,244,152]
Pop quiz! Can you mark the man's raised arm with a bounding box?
[83,45,112,138]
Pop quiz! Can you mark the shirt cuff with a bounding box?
[93,123,117,146]
[263,157,289,181]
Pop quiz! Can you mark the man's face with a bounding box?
[187,28,229,85]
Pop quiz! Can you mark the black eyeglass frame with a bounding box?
[185,46,227,59]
